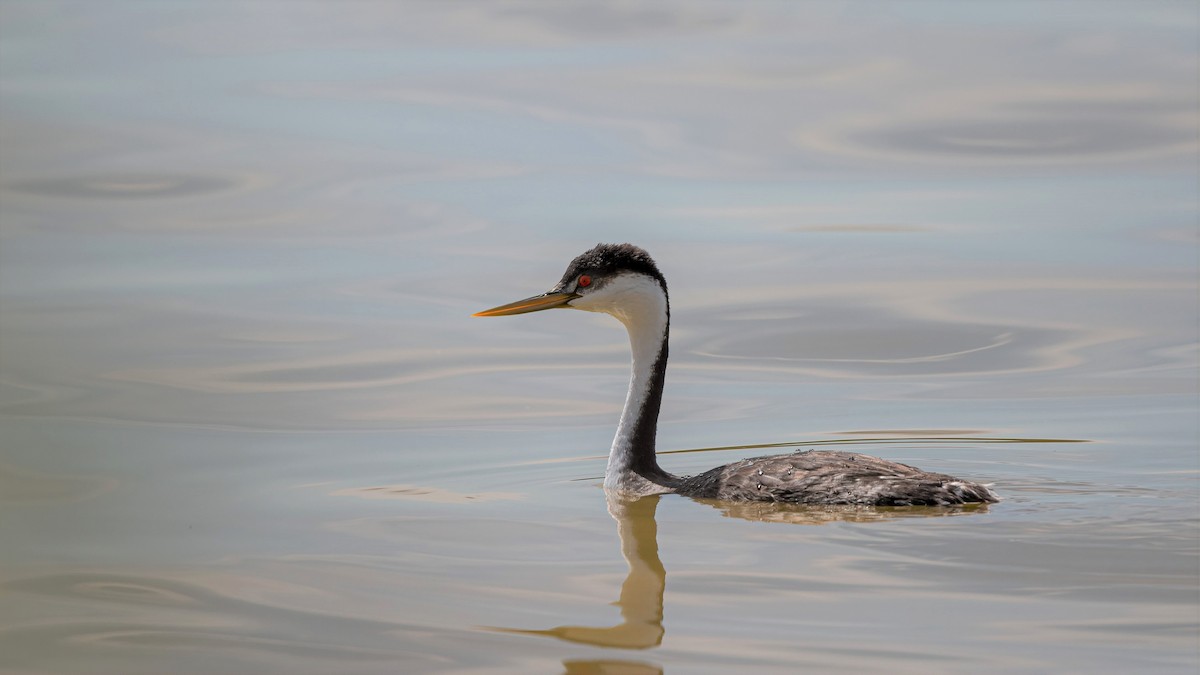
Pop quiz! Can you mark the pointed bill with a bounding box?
[473,291,577,317]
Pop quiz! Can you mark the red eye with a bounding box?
[578,275,591,288]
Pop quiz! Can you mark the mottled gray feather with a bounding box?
[675,450,999,506]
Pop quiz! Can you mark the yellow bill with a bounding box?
[473,292,577,317]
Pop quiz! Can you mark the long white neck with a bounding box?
[600,276,674,493]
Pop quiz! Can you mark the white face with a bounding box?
[567,271,667,329]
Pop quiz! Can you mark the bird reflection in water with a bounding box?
[489,495,666,652]
[489,494,986,673]
[702,498,989,524]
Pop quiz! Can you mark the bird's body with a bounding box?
[475,243,998,506]
[677,450,998,506]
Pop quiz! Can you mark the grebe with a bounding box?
[474,243,998,506]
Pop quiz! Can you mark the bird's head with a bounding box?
[473,243,668,327]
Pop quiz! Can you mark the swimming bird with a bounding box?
[474,243,998,506]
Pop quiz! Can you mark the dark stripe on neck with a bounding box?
[628,308,670,479]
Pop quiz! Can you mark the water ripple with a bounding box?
[7,174,240,200]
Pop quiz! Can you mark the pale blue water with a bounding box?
[1,2,1197,673]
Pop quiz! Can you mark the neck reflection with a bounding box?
[489,491,988,659]
[493,493,666,650]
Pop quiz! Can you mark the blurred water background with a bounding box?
[1,2,1197,673]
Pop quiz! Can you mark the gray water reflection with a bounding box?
[699,305,1071,377]
[0,571,504,673]
[854,109,1194,162]
[8,173,240,200]
[2,2,1197,674]
[4,278,1189,431]
[488,495,666,651]
[0,459,114,503]
[487,490,993,675]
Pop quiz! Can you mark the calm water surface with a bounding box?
[1,2,1197,673]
